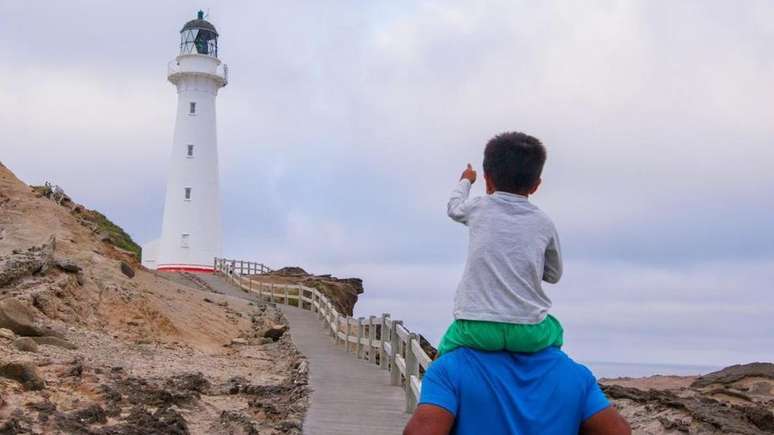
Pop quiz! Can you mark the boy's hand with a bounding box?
[460,163,477,184]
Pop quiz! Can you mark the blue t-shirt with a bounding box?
[419,347,609,435]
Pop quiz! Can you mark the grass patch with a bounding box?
[32,183,141,260]
[84,210,142,259]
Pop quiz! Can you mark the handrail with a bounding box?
[213,257,431,413]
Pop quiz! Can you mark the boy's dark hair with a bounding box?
[483,131,546,194]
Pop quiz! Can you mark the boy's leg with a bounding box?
[437,320,506,356]
[503,315,564,353]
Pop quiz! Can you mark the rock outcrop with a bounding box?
[0,238,54,287]
[602,363,774,434]
[0,297,50,336]
[258,266,364,316]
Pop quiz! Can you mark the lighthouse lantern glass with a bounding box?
[180,28,218,57]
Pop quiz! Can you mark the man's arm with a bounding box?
[404,404,455,435]
[447,164,477,224]
[580,406,631,435]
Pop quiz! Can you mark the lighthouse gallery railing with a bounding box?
[213,257,432,413]
[167,59,229,86]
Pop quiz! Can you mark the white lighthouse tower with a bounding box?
[142,11,227,272]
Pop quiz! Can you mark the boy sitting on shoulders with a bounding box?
[439,131,563,356]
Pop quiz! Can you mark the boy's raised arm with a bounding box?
[543,231,563,283]
[447,164,477,224]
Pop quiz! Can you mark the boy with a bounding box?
[438,131,563,356]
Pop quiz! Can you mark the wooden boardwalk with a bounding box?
[198,274,410,434]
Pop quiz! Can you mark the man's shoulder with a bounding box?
[436,347,592,380]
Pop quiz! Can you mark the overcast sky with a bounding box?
[1,1,773,370]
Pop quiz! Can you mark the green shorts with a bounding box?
[437,315,564,356]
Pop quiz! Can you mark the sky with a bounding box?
[1,1,773,370]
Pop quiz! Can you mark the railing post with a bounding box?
[379,313,388,369]
[390,320,403,386]
[213,257,216,273]
[367,315,376,363]
[356,317,364,359]
[406,332,419,412]
[284,287,290,305]
[339,316,346,346]
[345,317,352,352]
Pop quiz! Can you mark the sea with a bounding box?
[583,361,723,379]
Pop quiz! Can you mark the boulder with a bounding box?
[13,337,38,352]
[120,261,135,278]
[263,324,288,341]
[0,298,45,336]
[54,258,81,273]
[0,362,45,390]
[31,336,78,350]
[0,327,15,340]
[0,238,54,287]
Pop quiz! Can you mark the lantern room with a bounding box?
[179,10,218,57]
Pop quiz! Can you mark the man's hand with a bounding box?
[460,163,477,184]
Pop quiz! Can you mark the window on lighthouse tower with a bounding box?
[189,102,196,114]
[187,144,194,157]
[184,187,192,200]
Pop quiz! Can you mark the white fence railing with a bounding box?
[215,258,272,275]
[213,257,432,413]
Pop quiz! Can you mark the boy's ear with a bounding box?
[529,178,542,194]
[485,173,495,194]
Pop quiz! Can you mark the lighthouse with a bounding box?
[142,11,227,272]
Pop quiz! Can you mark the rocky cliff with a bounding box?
[602,363,774,434]
[253,266,363,316]
[0,162,308,434]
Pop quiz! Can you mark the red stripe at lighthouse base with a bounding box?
[157,264,214,273]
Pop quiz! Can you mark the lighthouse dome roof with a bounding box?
[181,13,218,36]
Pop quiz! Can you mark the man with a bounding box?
[404,347,630,435]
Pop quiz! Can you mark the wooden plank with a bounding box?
[410,376,421,398]
[395,324,410,342]
[411,339,432,369]
[394,354,407,377]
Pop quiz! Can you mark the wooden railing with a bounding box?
[214,258,272,275]
[213,257,432,413]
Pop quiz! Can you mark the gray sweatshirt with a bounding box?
[447,179,562,324]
